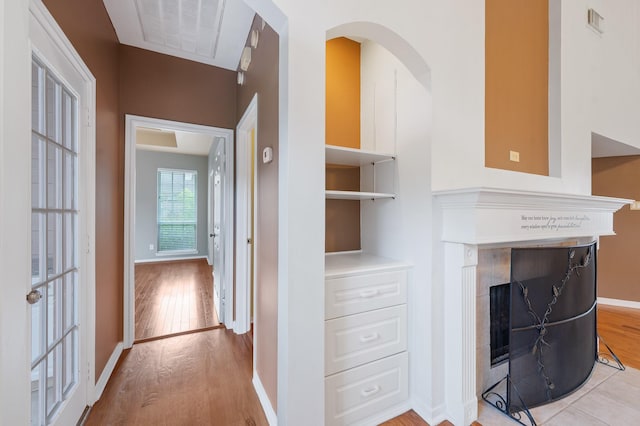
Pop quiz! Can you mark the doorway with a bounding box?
[123,115,234,346]
[235,95,258,335]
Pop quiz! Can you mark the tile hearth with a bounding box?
[477,363,640,425]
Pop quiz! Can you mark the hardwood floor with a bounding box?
[86,302,639,426]
[85,328,266,425]
[597,304,640,370]
[135,259,220,341]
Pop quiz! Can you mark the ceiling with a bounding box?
[136,127,214,156]
[103,0,255,70]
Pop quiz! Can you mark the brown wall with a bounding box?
[43,0,123,379]
[592,156,640,302]
[119,45,237,129]
[325,38,362,252]
[485,0,549,175]
[236,17,279,409]
[45,1,239,381]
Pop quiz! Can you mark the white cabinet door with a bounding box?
[325,305,407,375]
[325,270,407,319]
[325,352,409,426]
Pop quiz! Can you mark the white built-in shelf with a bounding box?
[325,251,410,278]
[325,190,396,200]
[325,144,395,166]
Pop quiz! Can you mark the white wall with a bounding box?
[359,40,435,418]
[119,0,640,424]
[0,0,32,424]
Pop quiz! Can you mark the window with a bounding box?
[157,169,197,253]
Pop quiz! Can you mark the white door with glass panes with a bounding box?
[26,4,95,425]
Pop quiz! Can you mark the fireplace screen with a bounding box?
[508,242,597,412]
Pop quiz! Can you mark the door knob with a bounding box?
[26,289,42,305]
[210,233,214,237]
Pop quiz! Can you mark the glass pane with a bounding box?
[46,280,61,349]
[46,75,60,143]
[47,213,62,278]
[31,292,45,363]
[45,348,61,418]
[61,91,74,150]
[47,143,62,209]
[63,213,76,272]
[32,136,46,209]
[32,61,45,135]
[32,213,45,286]
[31,361,44,426]
[63,272,76,331]
[63,153,77,210]
[62,330,77,396]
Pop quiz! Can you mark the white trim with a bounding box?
[235,94,258,335]
[253,372,277,426]
[134,255,208,264]
[29,0,98,414]
[124,115,233,348]
[353,401,412,426]
[411,400,446,426]
[93,342,123,401]
[598,297,640,310]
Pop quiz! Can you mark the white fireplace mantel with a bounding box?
[434,187,631,245]
[433,188,630,425]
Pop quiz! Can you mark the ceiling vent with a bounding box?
[135,0,226,58]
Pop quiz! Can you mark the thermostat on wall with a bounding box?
[263,147,273,163]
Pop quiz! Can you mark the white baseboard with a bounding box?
[134,255,208,264]
[94,342,123,401]
[353,401,411,426]
[252,372,277,426]
[598,297,640,310]
[411,399,446,426]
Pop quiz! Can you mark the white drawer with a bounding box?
[325,270,407,319]
[325,352,409,426]
[325,305,407,375]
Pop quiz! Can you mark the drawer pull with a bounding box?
[359,289,379,298]
[360,385,381,397]
[359,333,380,343]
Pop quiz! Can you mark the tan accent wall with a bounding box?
[326,38,362,252]
[326,37,360,148]
[43,0,123,380]
[592,156,640,302]
[485,0,549,175]
[236,17,279,409]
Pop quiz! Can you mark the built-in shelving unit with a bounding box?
[325,190,395,200]
[325,144,395,166]
[325,145,397,200]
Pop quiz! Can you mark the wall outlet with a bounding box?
[149,244,154,251]
[630,201,640,210]
[509,150,520,162]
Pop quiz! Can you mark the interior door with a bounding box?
[28,9,91,426]
[208,171,214,266]
[212,140,225,324]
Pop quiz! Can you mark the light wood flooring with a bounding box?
[85,303,640,425]
[597,304,640,370]
[135,259,220,341]
[85,328,266,425]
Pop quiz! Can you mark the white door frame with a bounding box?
[123,115,234,347]
[0,1,97,423]
[235,94,258,335]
